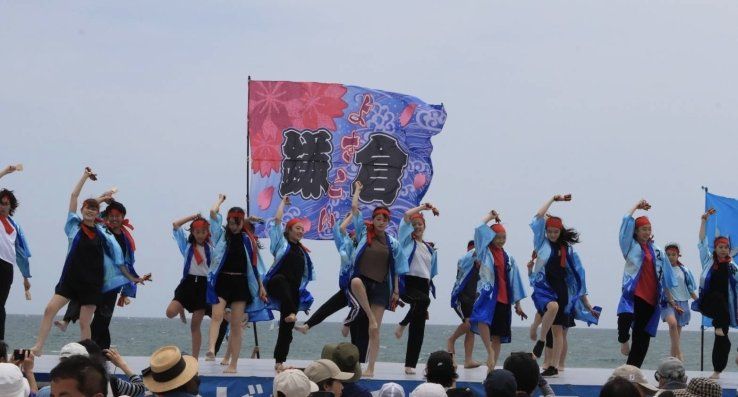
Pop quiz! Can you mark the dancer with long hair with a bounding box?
[470,210,527,372]
[0,164,31,341]
[617,199,677,368]
[447,240,482,369]
[662,242,697,362]
[697,208,738,379]
[394,203,439,374]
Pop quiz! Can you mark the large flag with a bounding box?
[247,80,446,239]
[705,191,738,258]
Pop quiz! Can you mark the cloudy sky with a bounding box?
[2,1,737,331]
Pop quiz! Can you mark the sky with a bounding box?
[1,1,737,332]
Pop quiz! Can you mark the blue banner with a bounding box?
[247,80,446,239]
[705,191,738,257]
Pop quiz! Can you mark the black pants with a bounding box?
[703,291,732,372]
[214,318,229,355]
[267,274,299,363]
[0,260,13,340]
[306,290,347,329]
[617,296,655,368]
[399,276,431,368]
[64,289,119,349]
[350,309,369,363]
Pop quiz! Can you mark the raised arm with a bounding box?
[535,194,571,218]
[69,168,95,213]
[404,202,439,223]
[699,208,715,242]
[275,195,290,222]
[0,164,19,179]
[627,199,650,217]
[210,194,226,220]
[339,211,353,235]
[172,213,200,230]
[351,181,363,216]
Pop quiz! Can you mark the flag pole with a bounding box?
[700,186,707,371]
[246,75,261,359]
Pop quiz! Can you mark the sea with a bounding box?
[5,314,722,372]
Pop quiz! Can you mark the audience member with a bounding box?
[673,378,721,397]
[379,383,405,397]
[411,383,447,397]
[321,343,371,397]
[141,346,200,397]
[483,369,516,397]
[50,355,108,397]
[0,362,31,397]
[304,359,353,397]
[503,352,539,397]
[655,357,687,392]
[600,377,641,397]
[425,351,458,389]
[610,365,658,397]
[274,369,319,397]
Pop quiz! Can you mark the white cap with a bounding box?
[304,359,354,383]
[274,369,319,397]
[379,382,406,397]
[60,342,89,359]
[0,363,30,397]
[410,383,447,397]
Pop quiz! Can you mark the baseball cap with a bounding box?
[410,383,446,397]
[426,351,455,378]
[610,365,658,393]
[60,342,89,359]
[304,359,353,384]
[379,382,405,397]
[656,357,686,382]
[321,343,362,382]
[274,369,319,397]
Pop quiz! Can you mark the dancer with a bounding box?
[617,199,677,368]
[529,194,598,377]
[31,167,123,356]
[447,240,482,369]
[0,164,31,341]
[295,212,355,335]
[697,208,738,379]
[264,195,315,371]
[394,203,439,374]
[469,210,527,372]
[662,242,697,362]
[205,194,268,373]
[166,213,212,358]
[346,181,407,377]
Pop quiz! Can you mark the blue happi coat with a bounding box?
[346,215,408,310]
[263,219,315,313]
[617,215,677,337]
[696,237,738,329]
[398,219,438,298]
[207,214,272,321]
[173,227,213,279]
[112,228,139,298]
[5,217,31,279]
[469,224,527,342]
[530,216,597,326]
[62,212,125,293]
[450,249,478,310]
[334,222,356,290]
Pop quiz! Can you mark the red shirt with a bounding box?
[634,242,658,306]
[490,246,509,304]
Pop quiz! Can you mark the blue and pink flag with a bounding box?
[247,80,446,239]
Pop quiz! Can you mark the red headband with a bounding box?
[191,219,209,230]
[227,209,245,220]
[410,213,425,223]
[545,217,564,230]
[715,236,730,248]
[373,208,390,219]
[665,246,680,254]
[635,216,651,228]
[286,218,304,230]
[491,223,506,234]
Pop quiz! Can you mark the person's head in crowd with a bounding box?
[410,383,447,397]
[0,341,8,363]
[274,369,319,397]
[610,365,658,397]
[600,377,641,397]
[655,357,687,389]
[446,387,475,397]
[50,355,107,397]
[60,342,90,360]
[425,351,457,388]
[321,343,363,383]
[142,346,200,396]
[484,369,517,397]
[673,378,722,397]
[304,359,353,397]
[379,382,405,397]
[0,362,30,397]
[74,339,107,365]
[502,352,539,396]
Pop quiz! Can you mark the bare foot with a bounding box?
[295,324,309,334]
[404,367,416,375]
[620,342,630,356]
[395,325,406,339]
[284,314,297,323]
[224,366,237,374]
[179,310,187,324]
[220,359,230,366]
[464,360,482,369]
[558,366,566,372]
[362,370,374,378]
[486,357,495,372]
[529,323,537,341]
[205,351,215,361]
[341,325,350,337]
[54,320,69,332]
[710,372,721,380]
[30,346,43,357]
[275,363,285,372]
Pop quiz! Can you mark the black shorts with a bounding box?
[215,273,253,305]
[490,302,512,338]
[456,295,476,320]
[173,275,208,313]
[359,275,389,307]
[55,280,101,306]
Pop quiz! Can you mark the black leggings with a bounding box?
[617,296,655,368]
[0,260,13,340]
[305,290,347,329]
[267,274,299,363]
[350,309,369,363]
[704,291,732,372]
[399,276,431,368]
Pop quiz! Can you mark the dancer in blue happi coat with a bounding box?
[697,209,738,379]
[264,195,315,371]
[469,210,527,372]
[447,240,482,369]
[394,203,440,374]
[530,194,599,377]
[206,194,270,373]
[661,242,697,362]
[32,167,124,356]
[346,181,408,377]
[0,164,31,341]
[616,199,678,368]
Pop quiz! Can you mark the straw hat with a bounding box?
[141,346,199,393]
